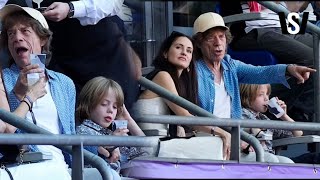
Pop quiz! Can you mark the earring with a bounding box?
[187,67,190,72]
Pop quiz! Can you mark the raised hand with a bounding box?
[287,64,316,84]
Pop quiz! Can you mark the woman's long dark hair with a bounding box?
[151,31,198,108]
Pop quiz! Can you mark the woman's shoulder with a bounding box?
[146,69,171,80]
[153,71,172,81]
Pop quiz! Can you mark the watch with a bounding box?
[67,2,75,18]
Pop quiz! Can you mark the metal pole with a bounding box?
[230,125,241,161]
[136,114,320,131]
[72,144,84,180]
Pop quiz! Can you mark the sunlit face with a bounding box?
[164,37,193,72]
[7,23,44,68]
[199,28,227,63]
[90,88,119,128]
[250,85,270,113]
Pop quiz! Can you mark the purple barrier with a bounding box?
[124,159,320,179]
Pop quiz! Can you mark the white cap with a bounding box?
[0,4,49,29]
[193,12,228,35]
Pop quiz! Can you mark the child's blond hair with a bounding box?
[239,84,271,108]
[76,76,124,123]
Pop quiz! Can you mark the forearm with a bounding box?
[6,100,30,133]
[127,117,145,136]
[280,114,303,137]
[192,125,229,137]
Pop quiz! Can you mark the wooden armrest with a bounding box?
[223,12,269,24]
[272,135,320,148]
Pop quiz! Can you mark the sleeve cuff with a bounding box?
[71,1,86,18]
[278,64,291,89]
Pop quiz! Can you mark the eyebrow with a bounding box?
[175,43,193,50]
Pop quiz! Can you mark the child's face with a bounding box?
[250,85,269,113]
[90,88,118,128]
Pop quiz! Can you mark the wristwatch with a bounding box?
[67,2,75,18]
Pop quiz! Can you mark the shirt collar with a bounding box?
[246,108,268,120]
[82,119,113,134]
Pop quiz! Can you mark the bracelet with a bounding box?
[211,127,215,136]
[20,100,31,111]
[20,95,37,125]
[24,95,33,109]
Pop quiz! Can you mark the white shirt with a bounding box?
[0,0,124,26]
[72,0,124,25]
[25,83,66,167]
[213,78,231,118]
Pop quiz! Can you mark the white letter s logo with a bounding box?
[287,12,300,35]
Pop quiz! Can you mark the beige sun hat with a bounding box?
[193,12,229,35]
[0,4,49,29]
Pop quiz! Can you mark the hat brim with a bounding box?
[205,25,229,32]
[0,4,49,29]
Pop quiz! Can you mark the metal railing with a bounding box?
[138,77,265,162]
[0,109,157,180]
[258,0,320,153]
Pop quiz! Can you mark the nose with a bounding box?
[213,36,222,45]
[106,105,114,114]
[10,31,24,43]
[181,49,187,56]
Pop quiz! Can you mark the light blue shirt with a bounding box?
[2,64,76,165]
[196,54,289,119]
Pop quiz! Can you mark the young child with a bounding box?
[239,83,303,163]
[76,76,146,173]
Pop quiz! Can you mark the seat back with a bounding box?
[227,48,278,66]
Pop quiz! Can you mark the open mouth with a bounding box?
[15,47,28,56]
